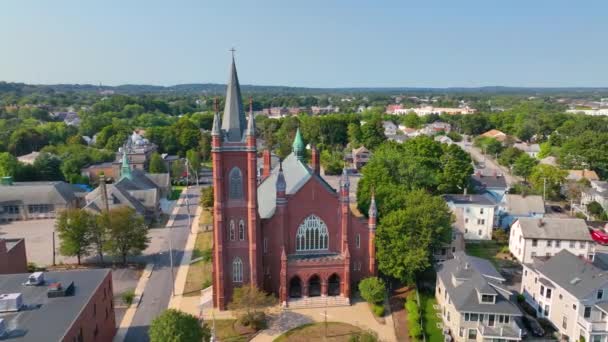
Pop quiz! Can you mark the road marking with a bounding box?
[113,263,154,342]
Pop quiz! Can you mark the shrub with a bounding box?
[447,131,462,142]
[349,330,379,342]
[371,303,385,317]
[239,311,267,330]
[408,319,423,339]
[406,299,419,315]
[202,279,212,289]
[358,277,386,304]
[493,229,509,244]
[406,291,418,304]
[201,248,212,262]
[122,289,136,306]
[150,309,210,342]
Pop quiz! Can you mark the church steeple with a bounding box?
[292,128,305,161]
[221,55,247,142]
[120,148,132,180]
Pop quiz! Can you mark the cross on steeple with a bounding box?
[229,47,236,58]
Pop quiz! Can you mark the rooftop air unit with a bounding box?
[47,281,75,298]
[25,272,44,286]
[0,293,23,312]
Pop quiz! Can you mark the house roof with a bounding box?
[437,252,520,315]
[443,194,496,206]
[540,156,558,166]
[503,195,545,216]
[533,250,608,300]
[481,129,507,141]
[567,169,600,182]
[352,146,370,155]
[513,143,540,153]
[0,269,110,341]
[471,171,507,190]
[0,181,84,206]
[516,217,592,241]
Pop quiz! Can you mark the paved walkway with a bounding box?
[252,300,398,342]
[114,263,154,341]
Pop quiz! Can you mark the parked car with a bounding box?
[522,314,545,337]
[590,228,608,245]
[513,316,528,339]
[550,205,563,213]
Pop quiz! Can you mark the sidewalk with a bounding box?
[113,263,154,342]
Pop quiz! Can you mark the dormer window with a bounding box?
[481,294,495,303]
[598,289,604,300]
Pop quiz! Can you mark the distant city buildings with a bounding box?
[386,104,476,115]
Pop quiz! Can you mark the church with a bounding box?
[211,57,377,310]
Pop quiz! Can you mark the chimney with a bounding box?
[311,145,320,175]
[262,150,271,178]
[99,172,110,212]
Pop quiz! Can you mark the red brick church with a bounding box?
[211,57,377,310]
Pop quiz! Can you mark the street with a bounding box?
[458,138,522,186]
[124,185,202,341]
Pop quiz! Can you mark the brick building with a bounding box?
[211,58,376,310]
[0,269,116,341]
[0,238,27,274]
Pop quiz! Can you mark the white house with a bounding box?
[382,121,398,136]
[508,218,594,264]
[444,195,496,240]
[582,180,608,212]
[497,194,545,229]
[513,143,541,159]
[521,250,608,342]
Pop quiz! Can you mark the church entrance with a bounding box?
[328,274,341,296]
[308,275,321,297]
[289,276,302,298]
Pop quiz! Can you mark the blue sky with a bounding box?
[1,0,606,87]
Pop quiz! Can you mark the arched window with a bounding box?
[229,220,236,241]
[355,234,361,248]
[296,214,329,252]
[228,167,243,199]
[238,220,245,241]
[232,257,243,283]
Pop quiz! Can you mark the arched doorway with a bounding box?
[308,275,321,297]
[328,274,341,296]
[289,276,302,298]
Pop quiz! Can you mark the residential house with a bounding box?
[16,151,40,165]
[481,129,508,143]
[0,238,27,274]
[0,179,85,222]
[81,162,116,183]
[435,135,454,145]
[566,169,600,183]
[471,170,508,202]
[497,195,545,229]
[433,230,466,262]
[540,156,558,167]
[521,250,608,342]
[424,121,452,135]
[436,252,523,342]
[508,218,595,264]
[582,181,608,212]
[444,194,496,240]
[382,121,398,136]
[387,134,407,144]
[351,146,371,170]
[513,143,541,159]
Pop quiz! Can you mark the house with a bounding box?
[497,194,545,229]
[351,146,371,170]
[433,230,466,262]
[471,170,508,202]
[382,121,398,136]
[521,250,608,342]
[481,129,508,142]
[112,132,158,173]
[444,194,496,240]
[16,151,40,165]
[0,238,27,274]
[513,143,541,158]
[387,134,407,144]
[424,121,452,135]
[436,252,523,342]
[84,152,170,222]
[0,179,85,222]
[582,180,608,212]
[435,135,454,145]
[0,269,116,341]
[540,156,558,167]
[81,162,116,183]
[566,169,600,183]
[508,218,595,264]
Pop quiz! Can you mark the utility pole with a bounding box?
[543,177,547,201]
[185,159,192,233]
[52,231,56,266]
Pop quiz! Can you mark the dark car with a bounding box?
[513,316,528,339]
[550,205,563,213]
[523,314,545,337]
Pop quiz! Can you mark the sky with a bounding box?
[1,0,607,88]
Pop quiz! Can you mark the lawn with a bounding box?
[183,231,213,296]
[213,319,251,342]
[465,240,516,268]
[198,208,213,230]
[419,292,443,342]
[274,322,363,342]
[169,186,185,200]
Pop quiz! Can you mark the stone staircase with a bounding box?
[286,295,350,309]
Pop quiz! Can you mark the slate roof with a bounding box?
[443,194,496,206]
[516,217,592,241]
[513,143,540,153]
[533,250,608,300]
[437,252,520,315]
[257,153,335,219]
[471,171,508,190]
[0,181,84,206]
[503,195,545,216]
[221,58,246,142]
[0,269,110,341]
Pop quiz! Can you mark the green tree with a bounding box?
[149,152,167,173]
[33,152,64,180]
[320,149,344,175]
[360,119,386,150]
[102,207,150,264]
[347,123,362,147]
[199,132,212,161]
[186,149,201,178]
[512,153,538,179]
[588,201,606,218]
[376,189,452,283]
[529,164,567,201]
[149,309,210,342]
[56,209,94,265]
[437,144,474,193]
[200,186,214,208]
[358,277,386,304]
[401,113,421,129]
[498,147,523,167]
[228,286,276,330]
[0,152,19,177]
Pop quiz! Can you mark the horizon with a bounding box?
[2,0,607,88]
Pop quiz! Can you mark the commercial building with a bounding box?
[0,269,116,341]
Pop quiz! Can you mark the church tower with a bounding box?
[211,55,260,309]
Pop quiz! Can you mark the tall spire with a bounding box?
[340,167,350,189]
[292,128,305,160]
[221,54,246,142]
[120,147,132,180]
[368,190,377,218]
[276,161,286,193]
[212,97,221,136]
[245,96,255,136]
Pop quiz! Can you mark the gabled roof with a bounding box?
[516,217,592,241]
[533,250,608,300]
[443,194,496,206]
[503,195,545,216]
[0,181,83,205]
[567,169,600,182]
[221,57,246,142]
[471,171,507,190]
[513,143,540,153]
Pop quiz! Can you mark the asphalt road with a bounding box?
[458,138,521,186]
[124,185,202,341]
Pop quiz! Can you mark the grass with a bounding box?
[169,186,185,200]
[184,231,213,296]
[214,319,250,342]
[199,208,213,229]
[465,240,517,268]
[273,322,362,342]
[419,292,443,342]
